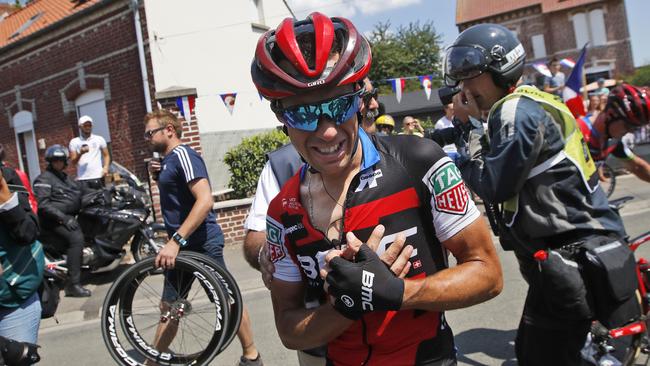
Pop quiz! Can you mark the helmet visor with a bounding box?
[443,45,490,87]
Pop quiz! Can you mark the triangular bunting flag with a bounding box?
[175,96,196,121]
[220,93,238,115]
[560,58,576,69]
[389,78,405,103]
[418,75,433,100]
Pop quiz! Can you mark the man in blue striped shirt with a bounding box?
[145,109,263,366]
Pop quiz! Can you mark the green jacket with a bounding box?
[0,226,44,308]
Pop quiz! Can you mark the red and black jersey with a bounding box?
[576,116,635,161]
[266,129,480,366]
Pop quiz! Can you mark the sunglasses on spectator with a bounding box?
[272,88,364,132]
[143,126,166,140]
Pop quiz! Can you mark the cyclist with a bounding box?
[33,145,90,298]
[576,84,650,183]
[374,114,395,136]
[251,12,502,365]
[443,23,627,365]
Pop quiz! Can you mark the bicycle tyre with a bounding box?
[101,256,229,366]
[131,226,167,262]
[179,251,243,354]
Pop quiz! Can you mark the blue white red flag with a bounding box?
[175,96,196,121]
[418,75,433,100]
[560,58,576,69]
[220,93,238,115]
[562,44,588,118]
[390,78,405,103]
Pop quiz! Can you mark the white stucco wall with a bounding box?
[143,0,292,133]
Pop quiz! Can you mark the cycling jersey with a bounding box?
[267,129,480,365]
[576,116,635,161]
[457,87,625,253]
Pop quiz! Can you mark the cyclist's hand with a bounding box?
[259,244,275,290]
[325,244,404,318]
[156,240,180,269]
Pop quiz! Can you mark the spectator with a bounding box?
[69,116,111,191]
[435,103,459,160]
[0,157,44,344]
[598,92,609,112]
[399,116,424,137]
[374,114,395,136]
[33,145,90,298]
[543,57,565,97]
[596,77,610,96]
[586,93,601,118]
[144,110,262,366]
[0,144,37,213]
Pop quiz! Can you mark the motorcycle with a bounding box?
[39,163,167,275]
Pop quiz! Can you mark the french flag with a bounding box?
[390,78,405,103]
[176,96,196,121]
[418,75,433,100]
[562,45,588,118]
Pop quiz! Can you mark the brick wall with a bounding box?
[0,0,153,179]
[215,202,250,246]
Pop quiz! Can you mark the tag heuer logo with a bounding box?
[430,162,469,215]
[266,219,282,245]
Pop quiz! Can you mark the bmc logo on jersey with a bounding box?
[430,162,469,215]
[266,218,285,262]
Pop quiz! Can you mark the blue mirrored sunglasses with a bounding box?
[274,89,364,132]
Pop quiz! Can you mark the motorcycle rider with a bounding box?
[443,24,626,365]
[33,145,91,297]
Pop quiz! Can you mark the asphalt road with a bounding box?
[37,174,650,366]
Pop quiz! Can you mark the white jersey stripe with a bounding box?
[173,146,195,182]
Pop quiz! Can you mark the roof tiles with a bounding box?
[0,0,100,49]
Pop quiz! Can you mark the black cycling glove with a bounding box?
[64,217,79,231]
[326,244,404,319]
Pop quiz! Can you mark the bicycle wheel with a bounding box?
[583,292,644,366]
[598,162,616,198]
[179,251,243,353]
[101,257,229,366]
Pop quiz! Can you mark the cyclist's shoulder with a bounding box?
[373,134,446,174]
[267,169,302,218]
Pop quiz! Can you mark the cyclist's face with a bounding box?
[460,73,505,111]
[281,85,360,176]
[607,119,634,139]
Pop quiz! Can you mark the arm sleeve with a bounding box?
[33,178,69,224]
[244,161,280,231]
[69,139,78,153]
[99,136,107,149]
[457,97,547,203]
[611,139,635,160]
[174,147,210,184]
[266,207,302,282]
[0,193,39,245]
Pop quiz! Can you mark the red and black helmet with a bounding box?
[251,12,372,100]
[606,83,650,127]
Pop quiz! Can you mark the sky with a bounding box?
[287,0,650,68]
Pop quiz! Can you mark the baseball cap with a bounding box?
[78,115,93,126]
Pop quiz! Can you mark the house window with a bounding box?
[572,8,607,48]
[9,11,43,39]
[531,34,547,59]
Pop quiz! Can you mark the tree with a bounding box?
[368,21,443,94]
[624,65,650,87]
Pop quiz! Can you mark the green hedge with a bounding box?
[224,129,289,198]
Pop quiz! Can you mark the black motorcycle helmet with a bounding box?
[443,23,525,90]
[44,144,69,166]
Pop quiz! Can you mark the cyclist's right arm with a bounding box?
[624,155,650,183]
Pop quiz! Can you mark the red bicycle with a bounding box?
[582,196,650,366]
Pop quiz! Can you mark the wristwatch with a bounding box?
[171,232,188,247]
